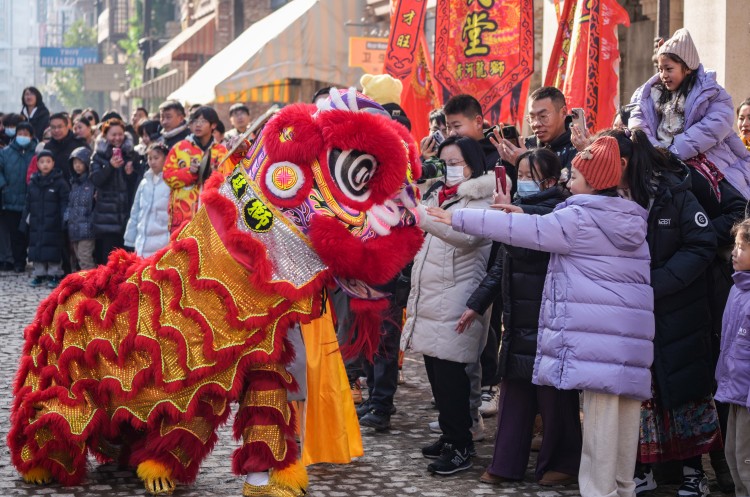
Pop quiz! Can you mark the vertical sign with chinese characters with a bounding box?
[434,0,534,125]
[385,0,428,80]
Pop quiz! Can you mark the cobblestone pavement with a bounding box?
[0,269,730,496]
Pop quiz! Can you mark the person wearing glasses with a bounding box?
[401,136,497,476]
[163,106,229,233]
[496,87,578,183]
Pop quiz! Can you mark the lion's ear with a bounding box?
[263,103,323,166]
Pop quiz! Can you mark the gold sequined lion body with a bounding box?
[8,90,424,496]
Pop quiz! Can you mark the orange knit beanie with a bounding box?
[571,136,622,190]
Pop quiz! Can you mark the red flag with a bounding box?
[433,0,534,127]
[400,35,442,142]
[385,0,429,81]
[544,0,577,88]
[548,0,630,132]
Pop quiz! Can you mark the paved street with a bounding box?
[0,269,729,496]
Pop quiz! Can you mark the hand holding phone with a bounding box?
[571,108,586,132]
[494,165,507,196]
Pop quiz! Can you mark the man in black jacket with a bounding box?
[497,86,578,178]
[158,100,190,149]
[44,113,86,181]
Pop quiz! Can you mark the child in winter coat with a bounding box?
[23,150,69,287]
[124,143,171,257]
[67,147,96,270]
[429,136,655,497]
[715,218,750,497]
[469,148,582,487]
[630,28,750,199]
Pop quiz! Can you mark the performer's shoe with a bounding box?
[21,466,52,485]
[137,460,176,495]
[242,482,306,497]
[243,461,308,497]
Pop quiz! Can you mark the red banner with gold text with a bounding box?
[434,0,534,127]
[547,0,630,132]
[385,0,429,80]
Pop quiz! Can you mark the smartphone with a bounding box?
[432,130,445,146]
[494,165,507,195]
[112,147,122,161]
[483,124,501,140]
[571,108,586,131]
[500,125,520,147]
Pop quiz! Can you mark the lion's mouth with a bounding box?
[365,186,420,236]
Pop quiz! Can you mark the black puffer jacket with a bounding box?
[524,128,578,173]
[23,169,69,262]
[648,166,717,408]
[466,186,568,381]
[44,131,87,180]
[682,160,747,367]
[89,136,135,236]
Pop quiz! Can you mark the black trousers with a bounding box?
[424,354,472,449]
[1,210,27,269]
[96,233,124,265]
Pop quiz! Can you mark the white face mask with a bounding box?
[446,166,467,187]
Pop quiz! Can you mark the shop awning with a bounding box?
[169,0,364,104]
[125,69,182,99]
[216,79,295,104]
[146,14,216,70]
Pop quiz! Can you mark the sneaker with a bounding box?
[471,416,485,442]
[479,386,499,417]
[428,420,441,434]
[422,438,445,459]
[677,467,709,497]
[356,399,372,418]
[634,466,657,495]
[422,438,477,458]
[47,276,62,288]
[427,444,472,475]
[350,379,362,404]
[30,276,47,287]
[359,409,391,431]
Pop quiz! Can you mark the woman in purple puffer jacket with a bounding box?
[429,136,655,497]
[715,218,750,496]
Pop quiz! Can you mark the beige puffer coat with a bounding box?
[402,174,494,364]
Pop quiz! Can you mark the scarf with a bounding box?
[686,153,724,201]
[438,183,460,206]
[161,122,188,140]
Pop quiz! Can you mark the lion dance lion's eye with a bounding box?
[328,148,378,202]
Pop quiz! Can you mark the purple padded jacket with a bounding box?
[630,66,750,199]
[452,194,655,400]
[715,271,750,409]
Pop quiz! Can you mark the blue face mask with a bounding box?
[516,179,541,197]
[15,136,31,147]
[4,127,16,137]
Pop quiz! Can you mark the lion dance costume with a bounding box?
[8,89,423,496]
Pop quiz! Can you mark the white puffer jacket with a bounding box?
[402,173,494,364]
[124,169,171,257]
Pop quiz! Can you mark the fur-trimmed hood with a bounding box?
[456,173,497,200]
[94,132,135,156]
